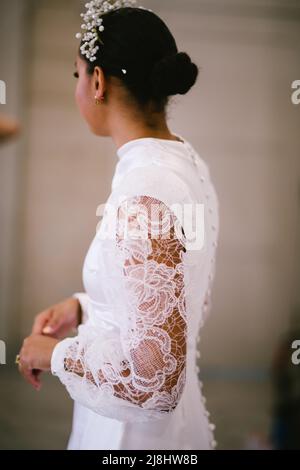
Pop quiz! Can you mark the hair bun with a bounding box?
[150,52,199,99]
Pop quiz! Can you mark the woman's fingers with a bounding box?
[42,312,63,335]
[18,361,41,390]
[32,369,42,390]
[31,298,80,340]
[32,310,52,335]
[32,308,64,336]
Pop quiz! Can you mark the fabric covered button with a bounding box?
[211,439,217,448]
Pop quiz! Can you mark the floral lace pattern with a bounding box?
[53,195,187,421]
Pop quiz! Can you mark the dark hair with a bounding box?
[79,7,199,112]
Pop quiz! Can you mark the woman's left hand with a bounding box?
[18,335,60,390]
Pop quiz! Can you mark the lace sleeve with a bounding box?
[51,195,187,422]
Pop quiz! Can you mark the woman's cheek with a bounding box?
[75,80,91,119]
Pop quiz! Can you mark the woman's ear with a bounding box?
[93,66,105,96]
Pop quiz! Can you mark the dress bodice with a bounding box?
[82,133,219,343]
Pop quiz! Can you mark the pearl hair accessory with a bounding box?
[76,0,152,72]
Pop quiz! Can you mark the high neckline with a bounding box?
[116,132,188,160]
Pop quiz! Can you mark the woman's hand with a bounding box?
[31,297,82,339]
[19,297,82,390]
[18,335,60,391]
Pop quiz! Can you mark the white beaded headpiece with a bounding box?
[76,0,152,74]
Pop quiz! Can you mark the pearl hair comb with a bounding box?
[76,0,152,74]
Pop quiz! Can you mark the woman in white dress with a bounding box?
[17,1,219,450]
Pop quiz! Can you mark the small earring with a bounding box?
[95,95,104,104]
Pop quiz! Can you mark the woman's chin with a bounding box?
[89,125,106,137]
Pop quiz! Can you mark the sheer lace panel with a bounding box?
[54,195,187,420]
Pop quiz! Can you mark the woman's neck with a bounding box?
[109,105,181,149]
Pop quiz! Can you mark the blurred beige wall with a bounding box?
[19,0,116,338]
[0,0,28,348]
[1,0,300,374]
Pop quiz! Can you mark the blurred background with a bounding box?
[1,0,300,450]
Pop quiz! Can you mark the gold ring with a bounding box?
[15,354,21,365]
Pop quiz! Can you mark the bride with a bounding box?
[17,1,219,450]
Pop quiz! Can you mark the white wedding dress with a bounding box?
[51,132,220,450]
